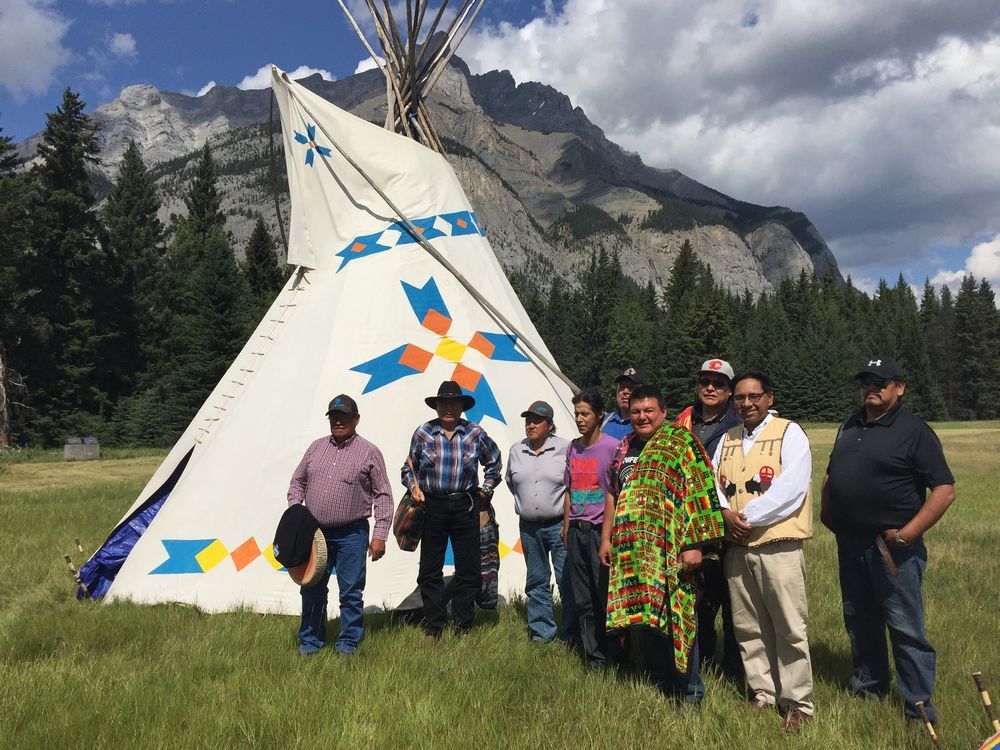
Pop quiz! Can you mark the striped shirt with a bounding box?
[287,433,394,540]
[401,419,502,496]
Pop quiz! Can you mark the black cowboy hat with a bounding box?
[425,380,476,411]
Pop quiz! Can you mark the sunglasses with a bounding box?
[733,392,766,404]
[857,377,891,390]
[698,377,730,389]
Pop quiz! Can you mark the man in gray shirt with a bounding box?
[505,400,571,642]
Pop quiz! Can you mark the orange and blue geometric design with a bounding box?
[150,537,284,575]
[293,124,332,167]
[350,276,529,424]
[335,210,483,271]
[148,536,522,575]
[980,730,1000,750]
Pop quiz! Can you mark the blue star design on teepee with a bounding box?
[293,124,332,167]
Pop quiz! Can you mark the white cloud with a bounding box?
[354,55,384,74]
[932,235,1000,287]
[236,64,334,90]
[108,32,137,59]
[462,1,1000,274]
[0,0,71,97]
[197,80,216,97]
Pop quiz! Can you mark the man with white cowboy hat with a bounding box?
[402,381,503,642]
[287,394,393,656]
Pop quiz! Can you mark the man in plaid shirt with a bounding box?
[402,380,502,642]
[287,394,393,656]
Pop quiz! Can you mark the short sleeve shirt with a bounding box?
[564,434,619,524]
[825,402,954,534]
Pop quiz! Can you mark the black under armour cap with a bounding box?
[854,356,903,381]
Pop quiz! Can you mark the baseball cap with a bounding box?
[325,394,359,415]
[520,400,555,419]
[699,359,735,381]
[615,366,648,385]
[854,356,903,381]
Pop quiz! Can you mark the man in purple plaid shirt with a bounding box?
[287,394,393,656]
[402,380,502,642]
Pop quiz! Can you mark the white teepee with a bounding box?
[80,66,577,616]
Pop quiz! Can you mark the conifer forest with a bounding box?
[2,90,998,448]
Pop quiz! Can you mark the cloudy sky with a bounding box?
[2,0,999,292]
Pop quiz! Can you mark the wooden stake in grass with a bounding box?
[74,538,85,555]
[64,553,90,599]
[916,701,944,749]
[973,672,1000,733]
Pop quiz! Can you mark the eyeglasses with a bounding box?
[733,392,766,404]
[698,377,730,389]
[857,377,891,390]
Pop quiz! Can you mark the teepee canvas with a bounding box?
[79,66,577,616]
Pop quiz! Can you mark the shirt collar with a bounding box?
[743,412,774,439]
[328,433,357,448]
[859,400,904,427]
[430,418,469,435]
[520,435,558,454]
[607,411,629,425]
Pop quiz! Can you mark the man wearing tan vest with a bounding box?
[712,371,814,733]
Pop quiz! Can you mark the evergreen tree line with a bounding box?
[0,89,288,448]
[511,244,1000,423]
[2,89,998,448]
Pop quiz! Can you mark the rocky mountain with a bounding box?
[19,58,841,295]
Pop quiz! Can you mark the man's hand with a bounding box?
[881,528,909,548]
[560,522,569,543]
[680,548,703,571]
[722,508,752,543]
[410,484,425,504]
[369,538,386,561]
[599,539,612,568]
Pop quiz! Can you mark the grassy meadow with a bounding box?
[1,425,998,749]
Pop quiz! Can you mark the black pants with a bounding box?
[418,493,481,635]
[566,524,608,667]
[697,551,744,679]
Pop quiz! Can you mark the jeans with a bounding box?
[298,520,369,655]
[566,524,608,667]
[631,628,704,703]
[418,493,481,635]
[519,518,572,642]
[836,533,936,722]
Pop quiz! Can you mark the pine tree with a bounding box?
[184,144,225,241]
[102,141,165,406]
[242,215,286,312]
[0,121,32,446]
[21,89,115,443]
[936,285,959,417]
[124,145,252,444]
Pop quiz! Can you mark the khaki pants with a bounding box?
[726,540,814,714]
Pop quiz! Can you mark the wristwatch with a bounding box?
[893,529,909,547]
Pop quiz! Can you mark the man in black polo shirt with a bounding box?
[821,355,955,725]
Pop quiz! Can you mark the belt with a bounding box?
[520,516,563,525]
[428,491,474,501]
[568,520,601,532]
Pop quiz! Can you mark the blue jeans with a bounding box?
[299,520,369,655]
[632,628,704,704]
[519,518,573,642]
[836,533,936,722]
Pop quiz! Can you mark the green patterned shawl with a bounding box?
[605,424,725,673]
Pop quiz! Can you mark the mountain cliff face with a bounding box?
[21,59,842,295]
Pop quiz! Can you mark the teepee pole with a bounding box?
[423,0,487,93]
[281,78,579,393]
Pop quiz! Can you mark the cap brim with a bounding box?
[520,410,551,419]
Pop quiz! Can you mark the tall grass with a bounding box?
[1,425,998,748]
